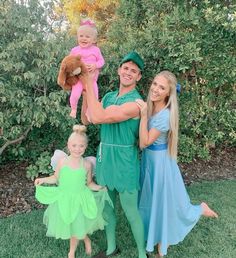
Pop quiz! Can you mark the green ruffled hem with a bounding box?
[37,187,112,239]
[36,185,100,223]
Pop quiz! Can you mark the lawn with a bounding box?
[1,180,235,258]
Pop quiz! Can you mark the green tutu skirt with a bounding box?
[36,186,112,240]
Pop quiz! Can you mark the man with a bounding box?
[81,52,148,258]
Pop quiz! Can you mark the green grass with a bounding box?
[1,180,236,258]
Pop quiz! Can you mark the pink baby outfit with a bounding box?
[69,45,105,111]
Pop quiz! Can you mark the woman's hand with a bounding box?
[135,99,147,116]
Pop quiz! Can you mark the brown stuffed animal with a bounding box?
[57,55,87,91]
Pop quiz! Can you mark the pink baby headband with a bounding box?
[80,19,96,27]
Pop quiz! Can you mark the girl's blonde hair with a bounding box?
[68,124,88,144]
[147,71,179,159]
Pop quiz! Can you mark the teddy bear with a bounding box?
[57,55,88,91]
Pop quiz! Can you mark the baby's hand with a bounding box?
[86,63,96,72]
[34,178,44,186]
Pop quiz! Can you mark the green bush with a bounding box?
[0,0,75,164]
[1,0,235,178]
[102,0,236,162]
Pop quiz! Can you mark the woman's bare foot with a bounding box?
[84,236,92,255]
[201,202,218,218]
[156,244,164,257]
[68,252,75,258]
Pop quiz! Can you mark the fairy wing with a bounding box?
[84,156,96,176]
[50,150,96,174]
[50,149,68,171]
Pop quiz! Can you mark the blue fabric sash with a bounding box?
[147,143,168,151]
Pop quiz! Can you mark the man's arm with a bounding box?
[81,92,90,125]
[92,102,140,124]
[81,74,140,124]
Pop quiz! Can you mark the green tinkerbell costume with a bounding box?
[35,154,112,240]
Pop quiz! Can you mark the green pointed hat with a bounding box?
[120,51,144,71]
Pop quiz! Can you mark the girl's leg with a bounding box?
[68,237,79,258]
[119,190,147,258]
[201,202,218,218]
[84,235,92,255]
[69,81,83,118]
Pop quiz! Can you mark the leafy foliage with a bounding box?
[1,0,235,179]
[0,0,77,163]
[0,0,101,178]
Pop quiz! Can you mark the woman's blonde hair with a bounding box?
[147,71,179,159]
[68,124,88,144]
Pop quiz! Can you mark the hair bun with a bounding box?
[73,124,87,134]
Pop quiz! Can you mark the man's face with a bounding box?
[118,61,142,88]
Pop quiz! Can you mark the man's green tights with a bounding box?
[103,189,147,258]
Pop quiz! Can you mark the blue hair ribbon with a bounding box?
[176,83,181,94]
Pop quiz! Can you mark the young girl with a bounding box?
[35,125,111,258]
[69,19,105,118]
[136,71,218,257]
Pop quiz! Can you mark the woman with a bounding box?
[136,71,218,257]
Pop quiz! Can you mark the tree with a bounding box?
[1,0,235,178]
[0,0,75,160]
[57,0,119,36]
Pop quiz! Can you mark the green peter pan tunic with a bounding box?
[95,89,142,192]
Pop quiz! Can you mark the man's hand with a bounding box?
[86,63,97,73]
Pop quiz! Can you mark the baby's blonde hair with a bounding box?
[77,25,98,42]
[68,124,88,144]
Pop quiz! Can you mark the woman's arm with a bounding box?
[136,99,161,149]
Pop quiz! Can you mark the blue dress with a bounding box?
[138,108,203,255]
